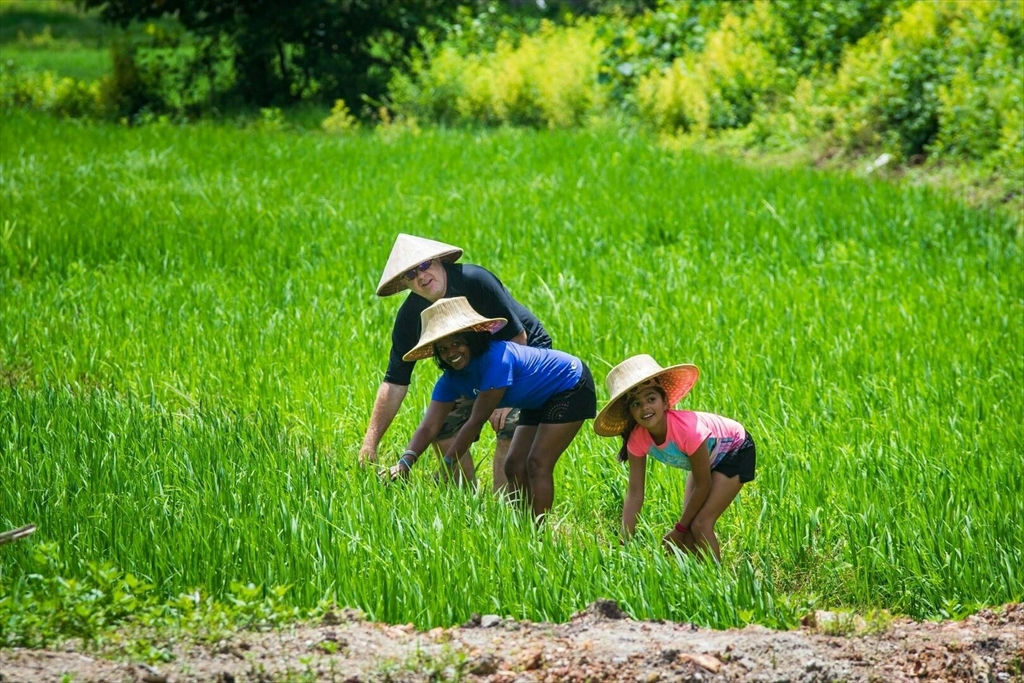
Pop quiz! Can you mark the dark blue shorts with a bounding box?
[712,432,757,483]
[518,363,597,427]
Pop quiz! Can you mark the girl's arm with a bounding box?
[388,400,453,480]
[442,387,506,465]
[676,438,713,528]
[621,453,646,540]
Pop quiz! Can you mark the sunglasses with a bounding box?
[402,261,432,281]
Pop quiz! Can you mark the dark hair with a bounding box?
[617,384,667,462]
[432,330,492,371]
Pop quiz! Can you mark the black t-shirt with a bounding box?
[384,263,552,385]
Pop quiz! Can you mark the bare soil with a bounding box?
[2,602,1022,683]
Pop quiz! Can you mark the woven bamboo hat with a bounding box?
[402,297,507,362]
[593,355,700,436]
[375,233,463,297]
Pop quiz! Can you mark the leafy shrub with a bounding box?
[0,37,236,123]
[390,19,604,129]
[0,543,158,647]
[595,0,726,111]
[0,66,104,118]
[637,3,780,135]
[0,543,311,648]
[99,39,236,120]
[389,42,476,126]
[322,98,359,133]
[824,0,1022,165]
[756,0,905,76]
[932,3,1022,166]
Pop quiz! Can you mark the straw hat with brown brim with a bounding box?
[402,297,507,362]
[593,355,700,437]
[375,234,463,297]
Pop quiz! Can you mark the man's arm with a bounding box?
[359,382,409,465]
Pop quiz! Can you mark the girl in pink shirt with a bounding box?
[594,355,757,561]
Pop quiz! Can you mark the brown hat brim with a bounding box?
[593,364,700,437]
[403,318,507,362]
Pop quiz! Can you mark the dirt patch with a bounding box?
[2,602,1022,682]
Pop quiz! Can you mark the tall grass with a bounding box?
[1,111,1021,629]
[0,0,114,81]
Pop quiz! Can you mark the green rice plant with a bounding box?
[0,111,1020,640]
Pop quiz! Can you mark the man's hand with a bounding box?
[488,407,513,433]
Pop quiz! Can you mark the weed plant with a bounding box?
[0,111,1021,639]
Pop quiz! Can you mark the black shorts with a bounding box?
[711,432,757,483]
[518,363,597,427]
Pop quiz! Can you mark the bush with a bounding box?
[637,3,780,135]
[322,98,359,133]
[78,0,462,110]
[0,37,237,123]
[390,19,604,129]
[757,0,905,76]
[0,66,104,118]
[823,0,1022,164]
[596,0,726,112]
[98,39,236,120]
[932,3,1022,166]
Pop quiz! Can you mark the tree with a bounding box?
[77,0,461,108]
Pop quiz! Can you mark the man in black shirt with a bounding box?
[360,234,551,490]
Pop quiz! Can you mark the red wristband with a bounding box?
[674,522,689,535]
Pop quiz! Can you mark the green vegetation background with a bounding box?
[2,0,1021,210]
[0,0,1022,647]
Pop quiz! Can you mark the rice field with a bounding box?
[1,110,1021,631]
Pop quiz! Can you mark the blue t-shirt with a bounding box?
[431,342,582,409]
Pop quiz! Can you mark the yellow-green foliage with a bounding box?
[823,0,1022,166]
[745,77,829,150]
[390,21,604,128]
[636,3,779,135]
[322,98,358,133]
[0,69,103,118]
[825,1,942,153]
[932,4,1022,179]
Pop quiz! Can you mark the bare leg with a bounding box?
[665,472,743,561]
[502,426,535,507]
[689,472,743,561]
[434,437,476,488]
[525,421,584,520]
[492,437,510,494]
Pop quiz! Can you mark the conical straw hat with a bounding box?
[376,233,463,297]
[402,297,507,362]
[593,355,699,436]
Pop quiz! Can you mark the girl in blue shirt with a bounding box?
[389,297,596,519]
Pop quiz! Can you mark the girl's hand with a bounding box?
[662,527,688,552]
